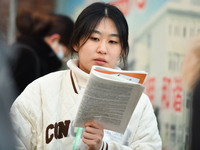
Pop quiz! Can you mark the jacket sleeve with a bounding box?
[10,80,42,150]
[101,94,162,150]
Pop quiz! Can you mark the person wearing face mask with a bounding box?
[7,10,74,98]
[44,13,74,62]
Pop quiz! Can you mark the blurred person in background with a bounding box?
[0,35,16,149]
[7,10,74,97]
[181,35,200,150]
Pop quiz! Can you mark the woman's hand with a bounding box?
[82,121,104,150]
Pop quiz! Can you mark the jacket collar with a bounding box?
[67,59,89,90]
[67,59,121,90]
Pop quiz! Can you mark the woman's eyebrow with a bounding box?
[92,30,100,34]
[110,33,119,37]
[92,29,119,37]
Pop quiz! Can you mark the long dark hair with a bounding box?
[70,2,129,67]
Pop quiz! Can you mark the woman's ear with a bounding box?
[73,44,79,52]
[50,34,61,43]
[45,33,61,45]
[44,34,61,54]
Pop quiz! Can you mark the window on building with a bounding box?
[183,27,186,38]
[168,52,184,73]
[168,52,174,71]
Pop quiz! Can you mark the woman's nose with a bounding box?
[96,41,107,54]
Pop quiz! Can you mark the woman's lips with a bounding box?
[94,59,107,65]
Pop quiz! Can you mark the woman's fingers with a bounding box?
[82,121,104,150]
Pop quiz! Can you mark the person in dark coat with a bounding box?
[182,35,200,150]
[191,78,200,150]
[7,10,74,97]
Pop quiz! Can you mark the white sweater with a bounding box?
[10,59,162,150]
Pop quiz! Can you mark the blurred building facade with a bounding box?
[128,1,200,149]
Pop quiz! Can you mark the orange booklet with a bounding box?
[93,66,147,85]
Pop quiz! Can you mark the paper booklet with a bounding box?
[73,65,148,134]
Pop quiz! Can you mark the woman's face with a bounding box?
[73,17,122,74]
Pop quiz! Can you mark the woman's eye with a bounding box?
[90,37,99,41]
[109,40,118,44]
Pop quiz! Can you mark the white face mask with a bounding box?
[56,44,65,60]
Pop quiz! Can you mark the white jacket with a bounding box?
[10,59,162,150]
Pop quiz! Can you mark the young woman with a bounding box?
[10,2,162,150]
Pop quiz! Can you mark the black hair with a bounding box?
[16,10,74,48]
[16,10,51,37]
[47,14,74,47]
[70,2,129,67]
